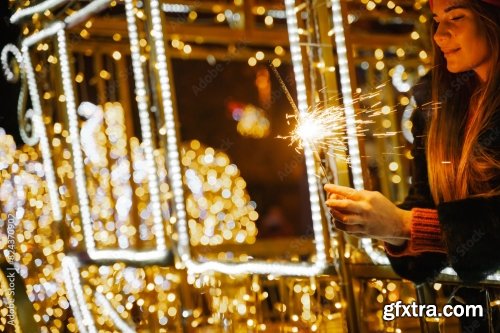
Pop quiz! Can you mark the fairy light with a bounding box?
[95,292,135,333]
[329,0,364,190]
[5,1,500,332]
[392,65,412,93]
[1,44,23,82]
[10,0,70,24]
[1,44,40,146]
[13,0,171,263]
[21,38,62,222]
[360,239,390,265]
[62,256,97,333]
[148,0,191,263]
[144,0,330,276]
[57,30,97,256]
[64,0,110,28]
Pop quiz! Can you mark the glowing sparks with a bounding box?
[283,106,349,159]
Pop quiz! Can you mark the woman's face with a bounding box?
[432,0,491,81]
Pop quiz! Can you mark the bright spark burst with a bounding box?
[282,105,349,159]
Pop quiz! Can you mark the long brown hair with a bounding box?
[427,1,500,203]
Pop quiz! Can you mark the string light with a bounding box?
[5,1,500,332]
[22,30,63,222]
[62,256,97,333]
[10,0,70,24]
[329,0,364,191]
[94,292,135,333]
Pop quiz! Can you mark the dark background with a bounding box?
[0,2,21,144]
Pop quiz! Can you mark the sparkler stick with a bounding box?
[269,63,344,181]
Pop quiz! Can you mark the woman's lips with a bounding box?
[442,48,461,55]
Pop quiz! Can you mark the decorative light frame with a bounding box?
[148,0,332,276]
[16,0,171,263]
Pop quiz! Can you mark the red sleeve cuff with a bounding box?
[385,208,446,257]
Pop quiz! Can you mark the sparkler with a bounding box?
[270,64,356,180]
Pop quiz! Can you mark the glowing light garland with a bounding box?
[10,0,70,24]
[62,256,97,333]
[145,0,331,276]
[94,291,136,333]
[3,0,174,266]
[1,44,23,82]
[22,40,62,221]
[329,0,364,191]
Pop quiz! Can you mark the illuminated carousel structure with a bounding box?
[1,1,499,333]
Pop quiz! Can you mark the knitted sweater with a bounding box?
[383,100,500,284]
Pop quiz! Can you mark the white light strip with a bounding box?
[148,0,190,262]
[1,44,40,146]
[10,0,70,24]
[329,1,394,265]
[23,22,64,48]
[124,0,168,255]
[62,256,97,333]
[21,44,62,221]
[1,44,23,82]
[150,0,328,276]
[53,3,168,262]
[18,1,170,262]
[64,0,110,28]
[283,0,327,269]
[360,238,390,265]
[85,249,169,263]
[57,30,97,255]
[162,3,190,13]
[267,9,286,19]
[329,0,364,191]
[95,292,135,333]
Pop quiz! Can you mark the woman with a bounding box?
[325,0,500,284]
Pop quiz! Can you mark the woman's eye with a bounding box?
[451,16,464,21]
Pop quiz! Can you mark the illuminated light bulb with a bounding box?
[256,6,265,15]
[389,162,399,171]
[419,50,428,60]
[188,11,197,21]
[216,13,225,22]
[112,51,122,61]
[248,57,257,66]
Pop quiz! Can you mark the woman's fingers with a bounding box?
[332,219,365,234]
[327,193,339,200]
[324,184,359,199]
[328,208,362,224]
[325,198,363,214]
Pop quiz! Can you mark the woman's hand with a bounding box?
[324,184,412,246]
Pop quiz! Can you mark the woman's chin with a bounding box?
[446,64,462,73]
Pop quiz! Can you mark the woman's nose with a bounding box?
[433,22,451,45]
